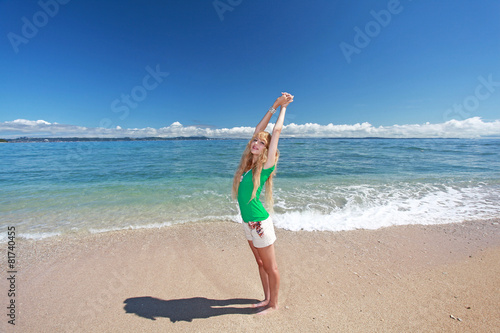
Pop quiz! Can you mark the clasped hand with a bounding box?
[276,92,294,107]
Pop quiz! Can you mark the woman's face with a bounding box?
[250,137,267,156]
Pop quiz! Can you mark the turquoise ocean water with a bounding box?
[1,138,499,242]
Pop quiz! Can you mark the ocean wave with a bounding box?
[17,231,61,241]
[272,183,500,231]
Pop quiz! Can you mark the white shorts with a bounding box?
[242,216,276,248]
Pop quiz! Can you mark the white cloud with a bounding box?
[10,119,52,126]
[1,117,499,139]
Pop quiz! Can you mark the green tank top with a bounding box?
[237,165,275,222]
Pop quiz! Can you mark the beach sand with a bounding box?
[2,219,499,332]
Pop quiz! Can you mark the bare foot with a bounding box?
[251,299,269,308]
[256,304,278,315]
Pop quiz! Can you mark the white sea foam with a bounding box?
[2,184,496,241]
[272,183,499,231]
[17,231,62,241]
[88,214,239,235]
[89,222,174,234]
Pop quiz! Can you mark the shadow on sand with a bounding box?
[123,296,260,322]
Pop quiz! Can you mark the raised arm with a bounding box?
[264,94,294,169]
[254,93,291,136]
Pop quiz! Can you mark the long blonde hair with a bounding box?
[232,131,279,210]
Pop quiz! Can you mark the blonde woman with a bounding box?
[232,92,294,314]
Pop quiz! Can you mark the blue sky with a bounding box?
[1,0,499,138]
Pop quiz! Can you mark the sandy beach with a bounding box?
[2,219,499,332]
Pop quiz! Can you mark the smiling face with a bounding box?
[249,132,271,157]
[251,137,267,155]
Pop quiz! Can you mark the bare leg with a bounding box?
[255,243,280,314]
[247,241,270,307]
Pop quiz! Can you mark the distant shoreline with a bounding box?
[2,136,212,143]
[2,136,495,143]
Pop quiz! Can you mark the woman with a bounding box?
[232,92,294,314]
